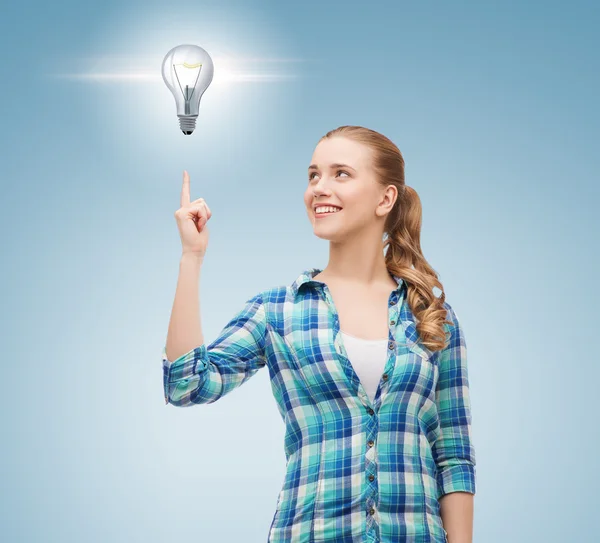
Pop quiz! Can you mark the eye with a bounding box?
[308,169,350,182]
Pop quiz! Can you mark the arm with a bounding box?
[432,304,476,541]
[439,491,474,543]
[164,252,205,363]
[162,255,268,406]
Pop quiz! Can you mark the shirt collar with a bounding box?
[291,267,405,299]
[290,267,431,359]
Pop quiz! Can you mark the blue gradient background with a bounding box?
[1,0,598,541]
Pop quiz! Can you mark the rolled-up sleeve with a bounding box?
[162,292,268,406]
[432,304,477,498]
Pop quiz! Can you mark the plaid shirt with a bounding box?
[162,267,476,543]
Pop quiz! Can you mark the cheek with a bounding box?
[303,191,313,208]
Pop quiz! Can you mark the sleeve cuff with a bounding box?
[437,462,476,498]
[162,345,207,405]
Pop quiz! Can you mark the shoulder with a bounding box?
[259,284,289,303]
[243,284,288,305]
[248,285,291,324]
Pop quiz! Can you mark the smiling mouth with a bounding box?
[314,209,342,218]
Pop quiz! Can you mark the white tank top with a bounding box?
[340,330,389,404]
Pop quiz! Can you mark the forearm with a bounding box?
[439,491,474,543]
[165,252,205,361]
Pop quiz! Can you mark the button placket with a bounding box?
[378,296,400,395]
[365,410,379,538]
[364,293,401,542]
[321,282,406,542]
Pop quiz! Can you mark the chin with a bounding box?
[312,228,345,242]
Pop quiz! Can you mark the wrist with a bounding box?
[180,251,205,263]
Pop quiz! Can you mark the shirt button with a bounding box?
[369,474,375,481]
[390,320,396,325]
[367,407,374,415]
[369,507,375,515]
[367,440,374,447]
[382,373,388,380]
[388,342,394,350]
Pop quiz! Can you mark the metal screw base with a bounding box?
[178,116,198,135]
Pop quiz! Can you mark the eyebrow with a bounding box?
[308,163,356,172]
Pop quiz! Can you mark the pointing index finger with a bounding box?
[180,170,190,207]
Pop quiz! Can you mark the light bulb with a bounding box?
[161,44,214,135]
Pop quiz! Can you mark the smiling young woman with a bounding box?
[163,125,476,543]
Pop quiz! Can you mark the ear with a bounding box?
[376,185,398,216]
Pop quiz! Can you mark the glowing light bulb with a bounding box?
[161,44,214,135]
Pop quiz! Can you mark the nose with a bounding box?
[312,178,333,196]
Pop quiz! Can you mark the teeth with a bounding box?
[315,206,341,214]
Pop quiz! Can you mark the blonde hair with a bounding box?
[319,125,452,352]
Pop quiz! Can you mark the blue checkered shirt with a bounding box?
[162,268,476,543]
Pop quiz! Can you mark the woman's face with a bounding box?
[304,136,384,242]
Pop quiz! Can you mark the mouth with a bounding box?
[314,207,343,218]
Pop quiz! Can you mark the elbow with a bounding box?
[164,374,223,406]
[162,345,222,406]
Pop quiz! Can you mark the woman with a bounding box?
[162,125,476,543]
